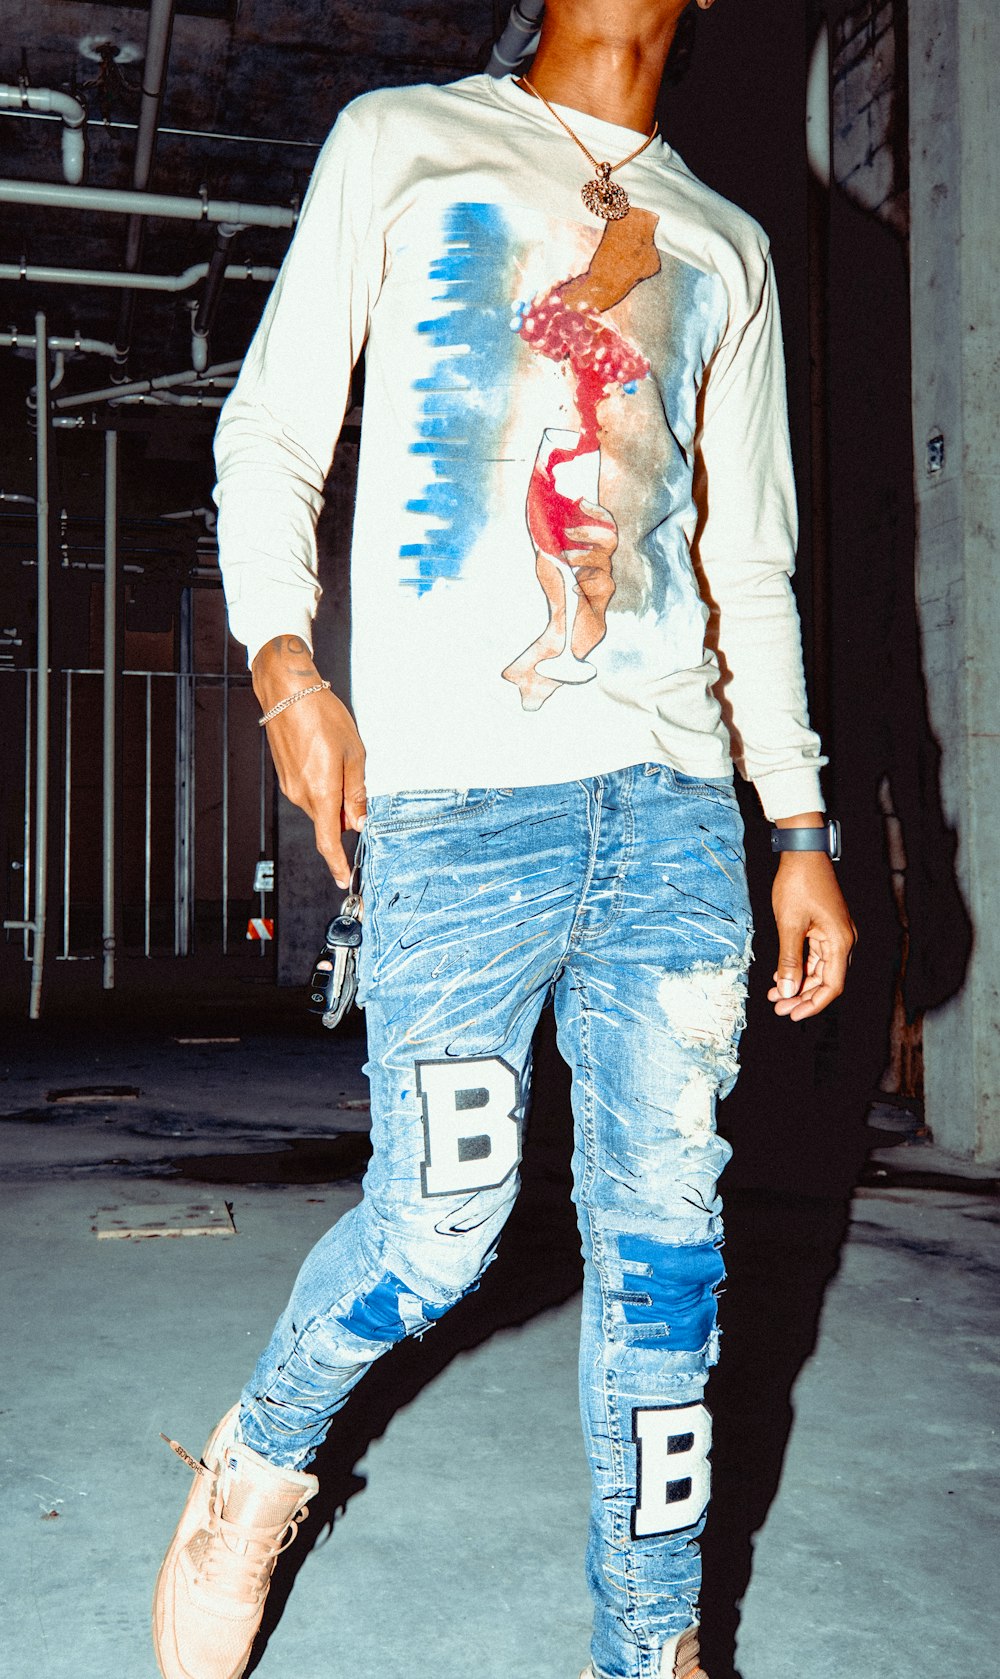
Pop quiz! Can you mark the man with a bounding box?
[153,4,857,1678]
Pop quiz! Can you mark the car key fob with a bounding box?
[308,892,363,1029]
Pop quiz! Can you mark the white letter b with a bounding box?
[416,1057,521,1197]
[632,1402,711,1538]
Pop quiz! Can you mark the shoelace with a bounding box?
[198,1498,305,1599]
[161,1432,310,1601]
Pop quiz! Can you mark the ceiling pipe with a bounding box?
[486,0,546,76]
[114,0,178,378]
[54,360,242,411]
[191,223,239,372]
[0,177,295,228]
[29,313,51,1018]
[111,392,226,408]
[5,106,320,152]
[1,330,118,358]
[0,258,278,293]
[0,85,86,183]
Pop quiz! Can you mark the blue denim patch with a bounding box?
[335,1270,451,1344]
[617,1235,726,1351]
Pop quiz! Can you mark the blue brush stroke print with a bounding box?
[400,201,518,594]
[640,262,726,620]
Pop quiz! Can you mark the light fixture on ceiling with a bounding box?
[78,37,143,66]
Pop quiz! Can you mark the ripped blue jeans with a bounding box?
[237,762,752,1679]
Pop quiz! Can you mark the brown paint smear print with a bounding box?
[503,210,660,711]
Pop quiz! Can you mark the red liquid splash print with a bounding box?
[519,290,649,556]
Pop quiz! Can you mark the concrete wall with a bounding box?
[832,1,908,231]
[909,0,1000,1161]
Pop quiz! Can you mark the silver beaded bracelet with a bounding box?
[258,680,331,728]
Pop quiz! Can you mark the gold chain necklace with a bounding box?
[519,77,658,221]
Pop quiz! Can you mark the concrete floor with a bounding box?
[1,984,998,1679]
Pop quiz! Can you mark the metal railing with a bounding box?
[3,656,271,967]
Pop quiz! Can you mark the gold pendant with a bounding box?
[581,161,630,222]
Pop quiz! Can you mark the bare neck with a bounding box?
[525,7,683,133]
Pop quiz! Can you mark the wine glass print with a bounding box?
[526,427,616,683]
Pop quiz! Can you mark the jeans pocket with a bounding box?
[669,769,737,802]
[364,787,501,836]
[644,763,737,805]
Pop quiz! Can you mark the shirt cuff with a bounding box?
[230,602,317,671]
[751,766,826,822]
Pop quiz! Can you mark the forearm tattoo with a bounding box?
[265,634,316,679]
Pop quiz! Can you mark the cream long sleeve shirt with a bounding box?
[214,73,826,819]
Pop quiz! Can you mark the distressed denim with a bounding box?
[237,763,752,1679]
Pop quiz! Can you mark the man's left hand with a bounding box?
[769,851,857,1021]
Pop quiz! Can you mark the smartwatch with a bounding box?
[770,817,842,862]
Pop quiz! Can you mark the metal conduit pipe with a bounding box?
[114,0,178,376]
[30,313,51,1019]
[1,331,119,359]
[4,107,321,154]
[111,392,226,408]
[0,259,278,294]
[0,177,296,227]
[54,360,242,411]
[486,0,546,75]
[102,431,118,990]
[0,85,86,183]
[192,223,239,372]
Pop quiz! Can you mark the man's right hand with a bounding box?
[252,635,367,888]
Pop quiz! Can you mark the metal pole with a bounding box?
[22,669,32,960]
[144,672,152,957]
[62,671,72,958]
[28,313,50,1019]
[102,431,118,988]
[175,587,193,955]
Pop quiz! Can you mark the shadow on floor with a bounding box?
[247,1006,584,1671]
[248,995,863,1679]
[698,1191,851,1679]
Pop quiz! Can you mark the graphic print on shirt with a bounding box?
[402,201,724,707]
[502,209,659,711]
[401,201,522,597]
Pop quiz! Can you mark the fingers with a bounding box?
[342,756,368,837]
[772,937,804,1002]
[767,923,857,1020]
[769,974,835,1021]
[770,854,857,1021]
[313,799,352,888]
[574,498,615,526]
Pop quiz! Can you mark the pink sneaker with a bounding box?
[152,1406,318,1679]
[580,1622,708,1679]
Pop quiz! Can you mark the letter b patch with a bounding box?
[416,1057,521,1197]
[632,1402,711,1538]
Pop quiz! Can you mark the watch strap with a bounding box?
[770,818,842,861]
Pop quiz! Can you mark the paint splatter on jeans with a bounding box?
[237,762,752,1679]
